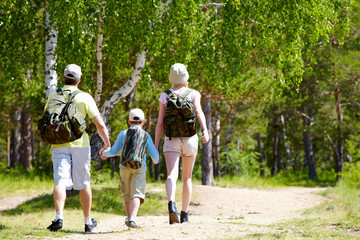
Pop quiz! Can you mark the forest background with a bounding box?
[1,0,360,188]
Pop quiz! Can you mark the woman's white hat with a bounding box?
[169,63,189,84]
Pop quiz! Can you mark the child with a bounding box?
[100,108,159,228]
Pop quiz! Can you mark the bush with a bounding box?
[220,143,260,177]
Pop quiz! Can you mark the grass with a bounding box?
[214,169,337,189]
[0,174,54,198]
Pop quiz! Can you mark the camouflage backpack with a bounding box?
[164,88,196,139]
[120,126,149,169]
[38,89,86,144]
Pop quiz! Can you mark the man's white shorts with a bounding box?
[51,147,91,190]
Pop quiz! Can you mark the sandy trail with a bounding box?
[42,184,327,240]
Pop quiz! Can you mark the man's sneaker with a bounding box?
[85,218,97,232]
[125,219,141,228]
[47,219,63,231]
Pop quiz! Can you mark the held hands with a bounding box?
[99,146,110,160]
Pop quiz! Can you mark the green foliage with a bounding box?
[0,168,53,198]
[0,0,357,184]
[220,142,261,177]
[342,162,360,189]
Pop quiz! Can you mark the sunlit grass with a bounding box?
[0,174,53,198]
[214,169,337,189]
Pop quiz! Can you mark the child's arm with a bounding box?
[146,133,160,164]
[103,130,126,157]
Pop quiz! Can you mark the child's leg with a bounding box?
[164,153,180,201]
[124,201,131,218]
[125,197,141,221]
[181,156,196,212]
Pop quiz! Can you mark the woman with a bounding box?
[155,63,209,224]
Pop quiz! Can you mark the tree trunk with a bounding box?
[303,107,318,180]
[7,116,11,168]
[271,130,280,176]
[214,118,221,177]
[95,2,105,106]
[271,116,281,176]
[256,133,265,177]
[125,88,136,112]
[20,105,32,169]
[280,114,293,171]
[277,136,283,171]
[10,109,21,169]
[45,11,58,98]
[201,98,214,185]
[335,83,343,180]
[91,51,146,169]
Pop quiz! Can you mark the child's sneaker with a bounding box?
[125,219,140,228]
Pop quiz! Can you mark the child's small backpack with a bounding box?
[38,89,86,144]
[120,126,149,169]
[164,88,196,139]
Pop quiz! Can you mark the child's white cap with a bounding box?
[129,108,145,122]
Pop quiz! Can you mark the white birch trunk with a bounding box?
[91,51,146,168]
[95,2,104,106]
[45,12,58,98]
[100,51,147,122]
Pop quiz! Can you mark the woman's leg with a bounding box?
[181,156,196,212]
[164,153,180,201]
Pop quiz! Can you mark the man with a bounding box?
[46,64,110,232]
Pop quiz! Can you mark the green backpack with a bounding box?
[38,89,86,144]
[120,126,149,169]
[164,88,196,139]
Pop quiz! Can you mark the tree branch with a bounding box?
[214,103,234,139]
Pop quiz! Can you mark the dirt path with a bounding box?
[0,185,327,239]
[0,195,34,211]
[62,185,327,240]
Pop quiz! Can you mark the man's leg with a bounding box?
[53,184,67,213]
[48,147,72,231]
[48,183,66,230]
[79,187,92,220]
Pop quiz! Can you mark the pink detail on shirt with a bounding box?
[158,88,200,105]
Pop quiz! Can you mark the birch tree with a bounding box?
[45,11,58,98]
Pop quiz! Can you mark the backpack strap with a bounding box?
[164,89,175,98]
[180,88,193,99]
[58,90,83,119]
[56,89,83,101]
[164,88,193,99]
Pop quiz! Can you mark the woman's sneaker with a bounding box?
[47,219,63,231]
[85,218,97,232]
[180,211,189,223]
[168,201,180,224]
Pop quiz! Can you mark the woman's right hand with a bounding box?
[201,131,210,143]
